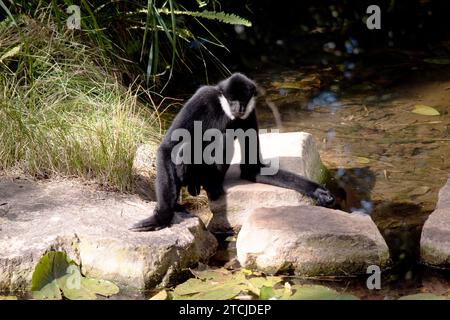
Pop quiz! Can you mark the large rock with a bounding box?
[421,177,450,268]
[207,132,328,232]
[237,206,390,276]
[0,178,217,293]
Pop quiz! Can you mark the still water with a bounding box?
[250,63,450,298]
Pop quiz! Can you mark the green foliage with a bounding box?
[31,251,119,300]
[286,285,359,300]
[424,58,450,65]
[4,0,251,89]
[398,293,449,300]
[157,8,251,27]
[152,268,360,300]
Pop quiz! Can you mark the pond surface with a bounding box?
[249,61,450,298]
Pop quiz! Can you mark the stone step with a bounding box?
[420,176,450,268]
[207,132,329,232]
[0,178,217,293]
[236,206,390,276]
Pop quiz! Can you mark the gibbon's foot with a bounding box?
[129,215,169,232]
[312,187,335,208]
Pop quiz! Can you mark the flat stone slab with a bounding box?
[236,206,390,276]
[207,132,328,232]
[421,176,450,268]
[0,178,217,293]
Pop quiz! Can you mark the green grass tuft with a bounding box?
[0,17,161,191]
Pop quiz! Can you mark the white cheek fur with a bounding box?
[219,95,235,120]
[219,95,256,120]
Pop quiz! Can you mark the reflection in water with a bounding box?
[307,91,341,112]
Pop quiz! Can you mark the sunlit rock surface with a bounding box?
[237,206,390,275]
[421,177,450,268]
[207,132,328,232]
[0,178,217,293]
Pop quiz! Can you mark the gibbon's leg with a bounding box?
[237,112,335,207]
[202,164,229,201]
[251,169,335,207]
[130,146,181,231]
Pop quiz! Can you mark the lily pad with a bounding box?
[412,105,440,116]
[31,251,74,299]
[173,269,248,300]
[190,268,231,281]
[287,285,359,300]
[31,251,119,300]
[398,293,448,300]
[246,276,283,296]
[80,278,119,297]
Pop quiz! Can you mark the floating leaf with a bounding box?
[191,268,232,281]
[259,286,276,300]
[173,281,245,300]
[287,285,359,300]
[173,278,212,296]
[412,105,440,116]
[184,284,244,300]
[173,270,247,300]
[246,276,283,296]
[424,58,450,65]
[150,290,168,300]
[80,278,119,297]
[259,282,298,300]
[356,156,371,164]
[59,277,97,300]
[398,293,448,300]
[31,251,119,300]
[31,251,74,299]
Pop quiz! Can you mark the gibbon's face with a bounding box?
[219,74,257,120]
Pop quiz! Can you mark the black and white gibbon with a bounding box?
[131,73,335,231]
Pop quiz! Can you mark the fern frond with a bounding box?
[156,9,252,27]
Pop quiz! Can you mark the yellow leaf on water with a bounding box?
[412,105,440,116]
[356,156,371,164]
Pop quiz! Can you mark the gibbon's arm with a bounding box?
[236,111,335,207]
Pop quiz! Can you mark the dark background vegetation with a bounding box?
[3,0,449,93]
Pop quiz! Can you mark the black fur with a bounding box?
[130,73,335,231]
